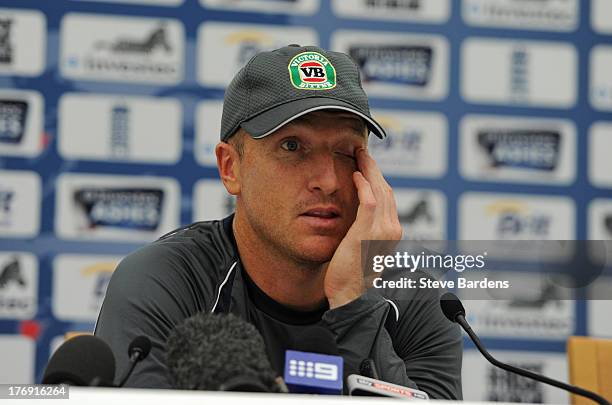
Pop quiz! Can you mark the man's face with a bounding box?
[234,111,368,265]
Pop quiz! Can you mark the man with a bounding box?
[95,45,462,398]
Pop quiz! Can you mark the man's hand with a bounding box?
[324,148,403,309]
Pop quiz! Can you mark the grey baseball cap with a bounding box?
[220,44,386,141]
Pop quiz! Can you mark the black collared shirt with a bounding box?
[95,215,463,398]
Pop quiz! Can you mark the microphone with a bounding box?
[165,312,283,392]
[283,350,344,394]
[42,335,115,386]
[282,326,343,394]
[347,375,429,399]
[440,292,611,405]
[116,335,151,387]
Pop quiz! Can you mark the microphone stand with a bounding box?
[456,314,611,405]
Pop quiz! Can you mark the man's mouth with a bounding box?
[298,207,344,232]
[301,207,340,219]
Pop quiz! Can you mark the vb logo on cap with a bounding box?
[288,51,336,90]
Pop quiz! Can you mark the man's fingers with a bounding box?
[356,148,387,191]
[353,171,402,240]
[356,148,397,218]
[353,171,376,218]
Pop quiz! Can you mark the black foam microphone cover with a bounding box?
[440,292,466,323]
[42,335,115,386]
[166,312,280,392]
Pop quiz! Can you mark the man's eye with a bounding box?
[336,150,355,160]
[280,139,300,152]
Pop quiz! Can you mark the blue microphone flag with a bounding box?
[284,350,343,394]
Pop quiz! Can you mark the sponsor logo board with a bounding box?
[462,38,577,108]
[55,173,180,241]
[462,350,568,403]
[60,13,184,84]
[53,254,120,322]
[0,335,35,384]
[592,0,612,34]
[369,110,447,178]
[460,272,574,339]
[0,253,37,319]
[459,192,575,240]
[394,189,446,240]
[332,30,449,100]
[197,22,318,87]
[0,89,43,157]
[462,0,579,32]
[59,93,181,164]
[0,170,41,238]
[193,179,234,222]
[0,8,45,76]
[590,45,612,112]
[332,0,450,23]
[200,0,319,15]
[460,115,576,185]
[589,122,612,188]
[195,100,223,167]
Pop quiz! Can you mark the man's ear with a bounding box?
[215,142,241,195]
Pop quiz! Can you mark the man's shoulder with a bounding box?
[115,216,238,286]
[157,217,234,249]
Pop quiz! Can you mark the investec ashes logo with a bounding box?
[74,188,164,231]
[288,52,336,90]
[477,129,561,171]
[349,45,432,86]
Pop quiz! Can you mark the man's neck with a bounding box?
[232,213,328,312]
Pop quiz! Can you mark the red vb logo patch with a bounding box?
[288,51,336,90]
[299,61,326,83]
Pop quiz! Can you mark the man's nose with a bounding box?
[306,152,340,195]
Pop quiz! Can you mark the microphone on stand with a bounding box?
[348,357,429,399]
[116,336,151,387]
[282,325,343,394]
[165,312,284,392]
[440,292,611,405]
[283,350,344,394]
[42,335,116,386]
[347,375,429,399]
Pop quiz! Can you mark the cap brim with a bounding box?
[240,97,386,139]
